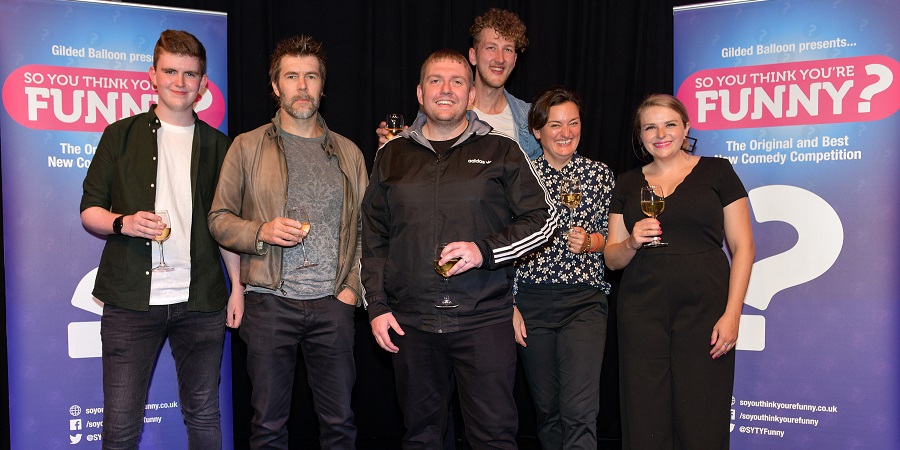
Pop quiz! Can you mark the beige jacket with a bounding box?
[209,114,367,303]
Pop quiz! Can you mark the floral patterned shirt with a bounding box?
[515,153,614,293]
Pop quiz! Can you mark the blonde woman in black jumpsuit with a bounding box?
[604,94,755,449]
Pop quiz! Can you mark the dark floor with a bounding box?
[287,437,624,449]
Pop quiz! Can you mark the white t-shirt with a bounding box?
[473,103,518,144]
[149,120,194,305]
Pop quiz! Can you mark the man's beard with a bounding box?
[281,93,319,120]
[477,64,507,89]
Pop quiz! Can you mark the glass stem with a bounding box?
[157,241,167,266]
[300,240,310,265]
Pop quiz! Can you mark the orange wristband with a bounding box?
[588,233,603,253]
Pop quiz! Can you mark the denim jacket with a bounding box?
[504,89,542,160]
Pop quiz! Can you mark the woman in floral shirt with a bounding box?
[513,86,615,450]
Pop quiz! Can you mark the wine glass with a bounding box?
[640,185,668,247]
[385,113,404,140]
[433,243,460,309]
[152,210,174,272]
[287,207,317,269]
[559,178,582,239]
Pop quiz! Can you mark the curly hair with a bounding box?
[469,8,528,52]
[269,35,327,85]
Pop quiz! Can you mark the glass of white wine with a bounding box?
[559,178,583,238]
[640,185,668,247]
[385,113,404,140]
[433,242,460,309]
[287,207,317,269]
[151,210,174,272]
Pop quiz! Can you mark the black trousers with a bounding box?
[391,321,518,450]
[618,250,735,449]
[516,283,609,450]
[240,292,357,450]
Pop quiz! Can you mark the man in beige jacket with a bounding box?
[208,35,367,450]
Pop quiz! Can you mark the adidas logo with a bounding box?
[468,159,492,164]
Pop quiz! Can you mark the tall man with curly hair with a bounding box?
[376,8,540,159]
[467,7,541,159]
[209,35,366,449]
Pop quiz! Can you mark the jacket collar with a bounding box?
[146,104,199,131]
[265,112,336,157]
[403,110,493,151]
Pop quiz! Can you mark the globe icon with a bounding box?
[69,405,82,417]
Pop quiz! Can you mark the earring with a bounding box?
[683,136,698,153]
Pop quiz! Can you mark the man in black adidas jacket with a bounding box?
[361,48,557,449]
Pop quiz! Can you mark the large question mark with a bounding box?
[858,63,892,113]
[67,268,103,359]
[737,185,843,351]
[194,86,213,112]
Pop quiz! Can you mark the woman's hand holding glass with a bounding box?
[566,226,590,254]
[640,185,667,247]
[627,217,663,250]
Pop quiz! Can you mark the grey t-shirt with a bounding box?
[247,130,342,299]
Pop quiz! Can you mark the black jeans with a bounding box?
[516,283,608,450]
[240,292,357,450]
[101,302,225,450]
[391,321,518,450]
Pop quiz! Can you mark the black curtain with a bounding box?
[0,0,703,448]
[126,0,700,175]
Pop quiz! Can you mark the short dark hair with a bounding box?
[470,8,528,52]
[153,30,207,75]
[528,86,582,131]
[269,35,327,85]
[419,49,473,86]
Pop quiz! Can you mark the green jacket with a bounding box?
[80,105,233,311]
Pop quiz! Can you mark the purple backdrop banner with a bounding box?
[0,1,232,448]
[674,0,899,448]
